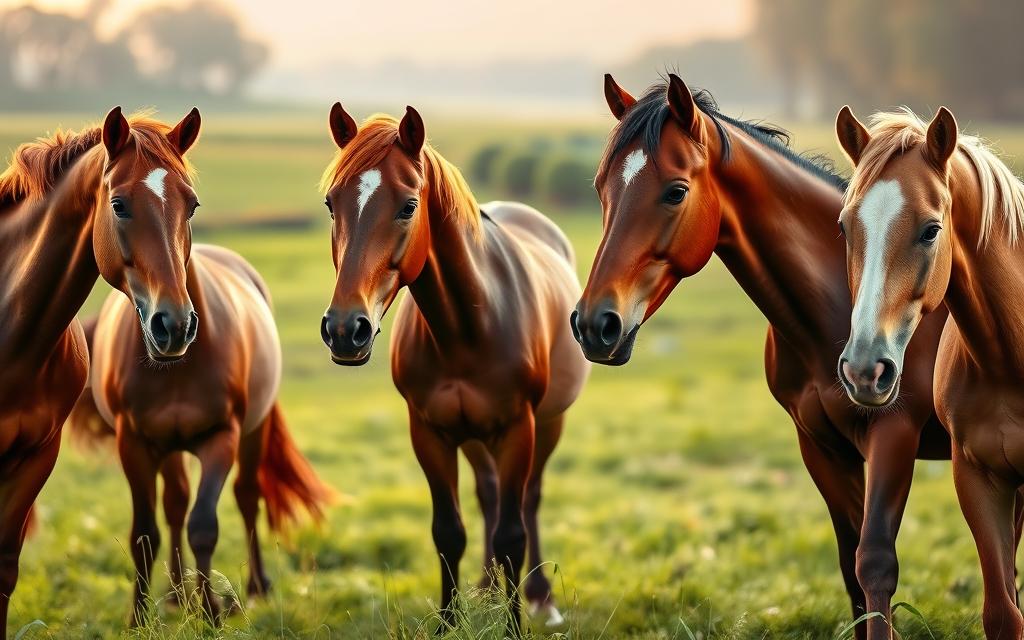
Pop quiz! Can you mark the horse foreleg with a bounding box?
[410,411,464,629]
[492,410,535,638]
[234,428,271,599]
[0,434,60,639]
[117,423,164,628]
[462,440,498,589]
[858,418,919,640]
[159,452,190,607]
[796,430,867,640]
[187,422,239,625]
[953,448,1023,639]
[523,413,564,626]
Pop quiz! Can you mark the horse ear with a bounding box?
[604,73,636,120]
[329,101,358,149]
[168,107,201,155]
[102,106,131,159]
[399,105,425,156]
[926,106,958,167]
[666,73,700,139]
[835,105,870,166]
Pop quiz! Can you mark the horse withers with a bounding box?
[319,104,589,635]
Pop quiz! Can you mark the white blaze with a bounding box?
[851,179,905,336]
[621,149,647,188]
[356,168,382,217]
[143,168,168,206]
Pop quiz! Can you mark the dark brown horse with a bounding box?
[572,74,950,639]
[836,106,1024,639]
[0,108,203,638]
[318,105,589,634]
[70,243,332,626]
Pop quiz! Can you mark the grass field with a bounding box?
[3,109,1024,639]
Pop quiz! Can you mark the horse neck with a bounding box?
[0,149,103,363]
[405,177,491,349]
[710,121,851,362]
[943,155,1024,375]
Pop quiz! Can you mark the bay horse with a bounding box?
[0,107,203,638]
[318,104,589,634]
[71,243,332,626]
[571,74,951,640]
[836,106,1024,639]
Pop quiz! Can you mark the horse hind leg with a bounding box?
[160,453,190,607]
[462,440,499,590]
[234,428,271,600]
[0,434,61,637]
[523,413,565,627]
[187,422,239,625]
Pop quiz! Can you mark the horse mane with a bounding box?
[0,112,195,206]
[597,79,848,191]
[849,108,1024,247]
[320,115,481,238]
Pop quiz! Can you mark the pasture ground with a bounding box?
[3,110,1023,639]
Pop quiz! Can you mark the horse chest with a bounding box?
[411,376,529,436]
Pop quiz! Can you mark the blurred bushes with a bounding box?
[470,132,603,211]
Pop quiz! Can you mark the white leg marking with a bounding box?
[851,179,905,337]
[143,167,168,207]
[621,149,647,188]
[356,168,382,218]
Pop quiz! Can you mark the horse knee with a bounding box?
[855,542,898,600]
[493,519,527,568]
[187,511,219,558]
[432,517,467,562]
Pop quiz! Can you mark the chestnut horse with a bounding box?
[572,75,951,640]
[71,243,332,625]
[318,105,589,634]
[836,106,1024,639]
[0,108,203,637]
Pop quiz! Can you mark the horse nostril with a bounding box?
[185,311,199,342]
[149,312,171,350]
[351,315,373,348]
[569,310,582,343]
[320,315,333,348]
[597,310,623,346]
[875,358,898,393]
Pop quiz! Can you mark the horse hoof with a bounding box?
[527,601,565,627]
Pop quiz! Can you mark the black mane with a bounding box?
[604,80,848,191]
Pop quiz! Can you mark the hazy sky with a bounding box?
[2,0,754,68]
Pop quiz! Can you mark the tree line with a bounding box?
[0,0,268,109]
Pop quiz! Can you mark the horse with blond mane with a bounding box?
[837,105,1024,639]
[318,104,589,635]
[0,107,202,637]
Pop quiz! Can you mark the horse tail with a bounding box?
[257,403,334,532]
[66,316,115,448]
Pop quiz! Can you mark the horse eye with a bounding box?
[397,200,418,220]
[663,185,688,205]
[189,202,200,220]
[920,224,941,244]
[111,197,129,218]
[324,198,333,219]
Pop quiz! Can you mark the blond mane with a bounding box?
[848,108,1024,246]
[0,112,195,206]
[319,115,480,237]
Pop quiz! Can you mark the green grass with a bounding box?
[4,111,1022,639]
